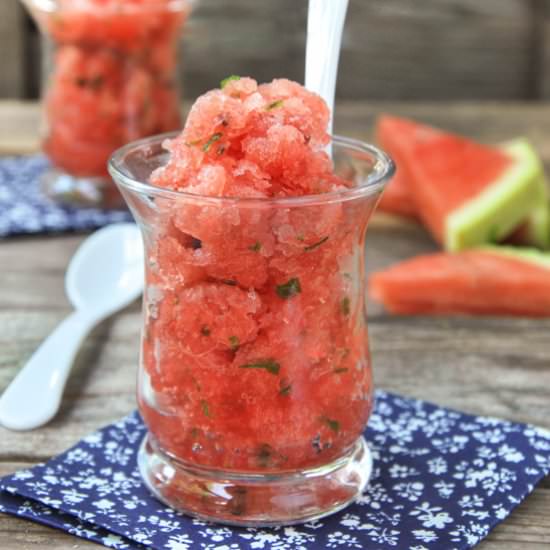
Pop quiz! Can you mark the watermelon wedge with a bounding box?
[369,246,550,317]
[507,201,550,250]
[378,116,546,251]
[376,167,418,219]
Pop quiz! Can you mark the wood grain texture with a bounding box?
[0,101,549,548]
[0,0,26,98]
[2,0,548,100]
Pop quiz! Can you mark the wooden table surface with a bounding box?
[0,101,549,549]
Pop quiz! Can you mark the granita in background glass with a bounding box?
[109,78,395,525]
[21,0,193,208]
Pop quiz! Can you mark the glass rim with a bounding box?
[108,133,395,208]
[22,0,194,13]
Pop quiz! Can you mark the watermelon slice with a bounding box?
[507,201,550,250]
[369,246,550,317]
[376,167,418,219]
[376,130,550,250]
[378,116,546,251]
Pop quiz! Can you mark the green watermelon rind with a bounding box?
[520,199,550,250]
[445,138,547,252]
[480,244,550,270]
[502,139,550,250]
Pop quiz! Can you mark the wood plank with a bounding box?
[339,0,536,100]
[13,0,540,100]
[0,102,40,155]
[0,0,26,98]
[182,0,536,100]
[5,100,550,158]
[183,0,533,99]
[537,0,550,97]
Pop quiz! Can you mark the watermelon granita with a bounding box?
[109,76,394,524]
[22,0,190,192]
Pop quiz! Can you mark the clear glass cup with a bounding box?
[109,134,394,526]
[22,0,193,208]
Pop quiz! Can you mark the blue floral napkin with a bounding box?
[0,155,131,237]
[1,390,549,550]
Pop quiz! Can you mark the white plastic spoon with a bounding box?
[0,223,144,431]
[305,0,350,149]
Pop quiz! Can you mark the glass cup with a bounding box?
[109,134,394,526]
[22,0,193,208]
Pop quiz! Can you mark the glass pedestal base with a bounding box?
[41,169,125,209]
[138,433,373,527]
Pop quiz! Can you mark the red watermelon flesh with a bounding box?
[28,0,189,179]
[369,247,550,317]
[376,166,419,219]
[377,116,544,251]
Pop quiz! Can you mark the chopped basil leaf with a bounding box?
[221,75,241,89]
[229,336,240,351]
[75,76,103,90]
[320,416,340,433]
[239,359,281,375]
[341,296,351,316]
[304,236,329,252]
[276,278,302,299]
[201,325,211,336]
[333,367,349,374]
[203,133,223,152]
[186,138,202,147]
[190,427,202,438]
[257,443,273,467]
[279,380,292,396]
[266,99,284,111]
[200,399,211,417]
[222,279,238,286]
[190,237,202,250]
[249,241,262,252]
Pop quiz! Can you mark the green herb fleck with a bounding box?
[222,279,238,286]
[276,278,302,299]
[296,234,305,242]
[186,138,202,147]
[239,359,281,375]
[190,427,202,438]
[341,296,351,316]
[229,336,240,351]
[266,99,284,111]
[249,241,262,252]
[221,75,241,89]
[333,367,349,374]
[203,133,223,152]
[75,76,103,90]
[304,236,329,252]
[201,325,211,336]
[320,416,340,433]
[279,380,292,396]
[257,443,274,467]
[200,399,211,417]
